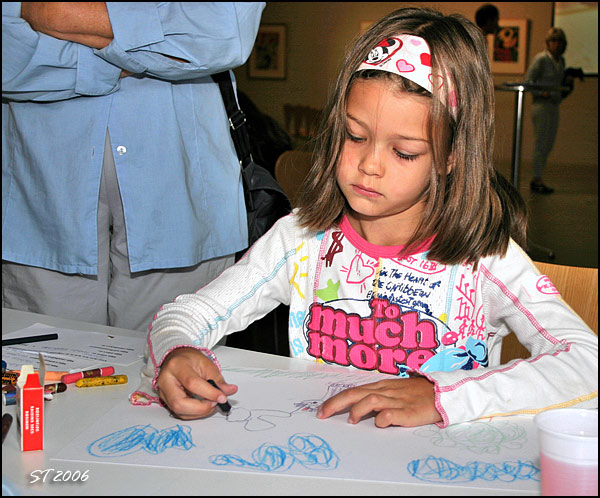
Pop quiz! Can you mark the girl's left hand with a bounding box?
[316,376,442,428]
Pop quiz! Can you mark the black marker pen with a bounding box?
[207,379,231,415]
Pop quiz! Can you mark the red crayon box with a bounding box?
[17,369,44,451]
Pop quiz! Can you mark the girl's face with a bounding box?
[337,78,433,245]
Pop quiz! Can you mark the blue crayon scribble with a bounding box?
[407,455,540,483]
[209,433,339,472]
[88,424,194,457]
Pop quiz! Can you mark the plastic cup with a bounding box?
[534,408,598,496]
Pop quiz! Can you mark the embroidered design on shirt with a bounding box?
[290,242,309,299]
[315,279,341,302]
[536,275,559,295]
[322,231,344,267]
[305,297,441,376]
[340,251,378,293]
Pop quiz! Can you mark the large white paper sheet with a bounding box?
[53,366,541,492]
[2,323,144,371]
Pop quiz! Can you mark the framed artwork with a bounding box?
[248,24,287,79]
[487,19,529,74]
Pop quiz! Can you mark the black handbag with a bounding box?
[212,71,291,257]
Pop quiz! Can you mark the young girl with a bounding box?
[136,8,597,428]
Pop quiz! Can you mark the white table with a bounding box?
[2,308,539,495]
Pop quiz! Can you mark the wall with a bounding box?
[235,1,598,175]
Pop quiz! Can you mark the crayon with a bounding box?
[3,383,66,394]
[43,382,67,394]
[3,391,16,406]
[207,379,232,415]
[2,333,59,346]
[75,375,127,388]
[62,366,115,384]
[2,413,12,443]
[5,370,69,383]
[42,371,70,383]
[2,372,19,385]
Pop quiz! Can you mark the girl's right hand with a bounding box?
[156,347,238,420]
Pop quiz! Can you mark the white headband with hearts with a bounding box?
[357,34,457,117]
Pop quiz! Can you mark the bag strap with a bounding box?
[211,71,253,169]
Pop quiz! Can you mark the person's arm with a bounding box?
[95,2,265,80]
[20,2,185,74]
[2,2,121,102]
[2,2,121,101]
[147,214,294,418]
[20,2,113,48]
[425,244,598,427]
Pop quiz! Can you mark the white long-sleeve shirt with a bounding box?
[140,212,598,426]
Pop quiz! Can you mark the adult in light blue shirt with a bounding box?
[2,2,265,330]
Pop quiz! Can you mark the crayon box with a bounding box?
[17,359,45,451]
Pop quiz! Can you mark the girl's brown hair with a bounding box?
[295,7,527,266]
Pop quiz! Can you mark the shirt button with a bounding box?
[116,145,127,155]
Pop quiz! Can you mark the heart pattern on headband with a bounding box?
[420,53,432,67]
[357,33,457,118]
[396,60,415,73]
[428,74,445,89]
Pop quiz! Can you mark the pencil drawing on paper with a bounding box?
[209,432,339,472]
[412,420,528,454]
[87,424,194,457]
[224,382,355,431]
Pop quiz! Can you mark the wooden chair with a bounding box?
[274,150,313,206]
[283,104,322,144]
[501,261,598,363]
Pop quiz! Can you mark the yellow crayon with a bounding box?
[75,375,128,388]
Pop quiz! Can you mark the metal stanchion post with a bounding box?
[495,82,569,260]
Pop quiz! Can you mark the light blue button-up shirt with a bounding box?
[2,2,265,274]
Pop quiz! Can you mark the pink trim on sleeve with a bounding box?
[414,370,450,428]
[480,264,561,344]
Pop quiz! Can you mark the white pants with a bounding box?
[531,101,560,179]
[2,131,235,332]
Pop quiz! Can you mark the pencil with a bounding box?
[2,333,59,347]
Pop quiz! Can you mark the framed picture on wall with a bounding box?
[248,24,286,79]
[487,19,529,74]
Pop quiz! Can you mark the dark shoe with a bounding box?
[530,181,554,194]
